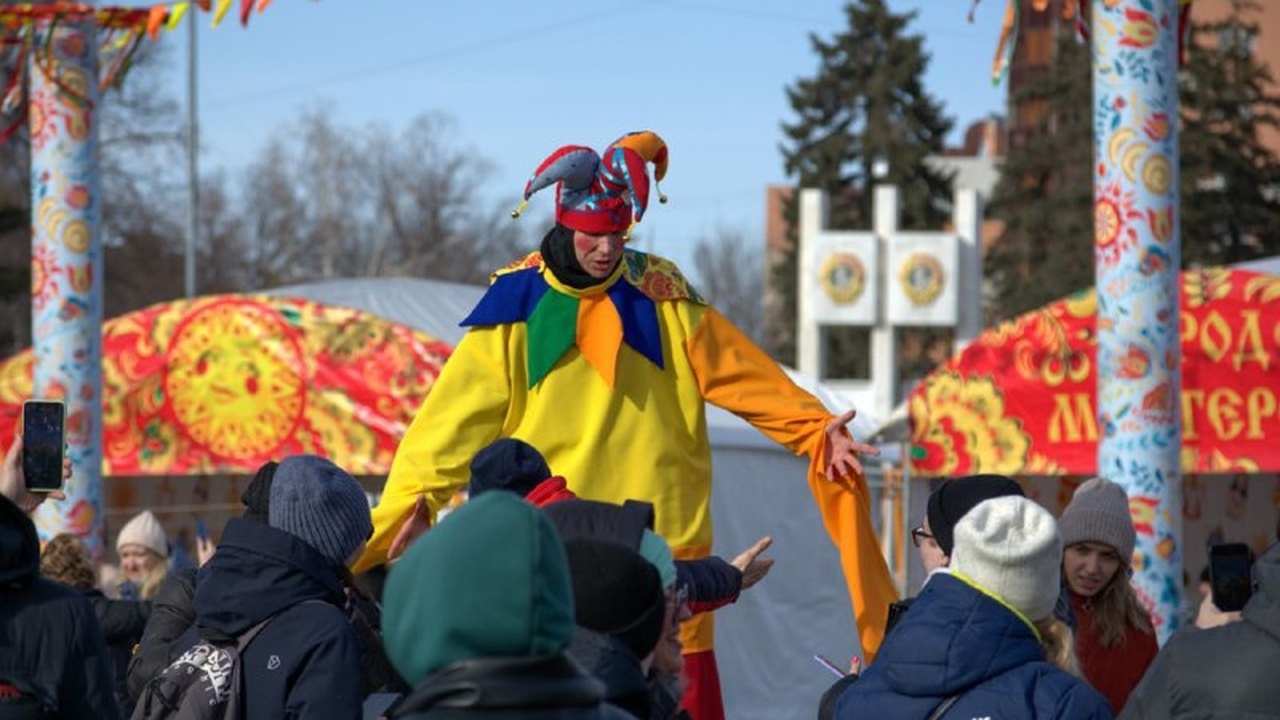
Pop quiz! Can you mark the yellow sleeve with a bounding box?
[685,307,898,661]
[353,326,512,573]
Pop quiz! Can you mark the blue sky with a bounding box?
[171,0,1005,272]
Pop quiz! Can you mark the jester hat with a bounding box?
[513,131,669,235]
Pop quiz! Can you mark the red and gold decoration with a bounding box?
[0,294,452,475]
[910,268,1280,478]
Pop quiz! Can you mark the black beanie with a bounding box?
[925,474,1025,556]
[564,538,665,661]
[240,460,279,524]
[468,438,551,498]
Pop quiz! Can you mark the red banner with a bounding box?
[0,294,452,475]
[910,268,1280,477]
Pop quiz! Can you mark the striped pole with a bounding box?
[29,20,106,559]
[1093,0,1183,640]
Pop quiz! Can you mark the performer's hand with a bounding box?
[731,535,776,590]
[0,435,66,513]
[823,409,879,481]
[389,494,431,561]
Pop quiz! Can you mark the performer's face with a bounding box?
[573,230,625,278]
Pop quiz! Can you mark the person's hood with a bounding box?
[0,495,39,586]
[195,517,344,635]
[873,572,1045,698]
[566,626,650,715]
[1244,542,1280,640]
[382,492,575,684]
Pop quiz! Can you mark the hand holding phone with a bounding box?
[814,653,860,678]
[22,400,66,494]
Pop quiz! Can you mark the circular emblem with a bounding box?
[899,253,946,306]
[164,300,307,460]
[819,253,866,305]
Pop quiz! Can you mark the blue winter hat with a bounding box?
[469,438,551,498]
[269,454,373,568]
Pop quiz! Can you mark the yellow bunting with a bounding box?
[575,295,623,388]
[212,0,233,27]
[167,3,189,31]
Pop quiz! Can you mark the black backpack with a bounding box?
[130,602,319,720]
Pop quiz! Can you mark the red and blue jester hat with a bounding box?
[512,131,669,236]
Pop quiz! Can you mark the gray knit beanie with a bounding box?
[269,454,373,568]
[1058,478,1136,562]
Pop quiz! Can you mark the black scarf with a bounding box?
[540,224,614,290]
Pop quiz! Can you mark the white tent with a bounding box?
[270,277,882,720]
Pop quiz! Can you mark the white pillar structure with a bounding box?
[797,185,982,423]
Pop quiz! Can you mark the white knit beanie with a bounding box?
[950,496,1062,621]
[116,510,169,558]
[1058,477,1136,562]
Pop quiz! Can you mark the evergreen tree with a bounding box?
[1180,0,1280,267]
[769,0,954,364]
[986,32,1093,321]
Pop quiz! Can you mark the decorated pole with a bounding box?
[29,20,106,557]
[1093,0,1183,639]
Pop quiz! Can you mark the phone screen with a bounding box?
[812,654,846,678]
[1209,542,1253,612]
[22,400,65,492]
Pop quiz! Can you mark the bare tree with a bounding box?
[236,109,532,288]
[692,226,765,342]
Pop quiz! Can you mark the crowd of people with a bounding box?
[4,436,1279,719]
[3,129,1279,719]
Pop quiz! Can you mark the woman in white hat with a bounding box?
[114,509,171,600]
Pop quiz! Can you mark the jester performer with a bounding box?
[354,131,898,719]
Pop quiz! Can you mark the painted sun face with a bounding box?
[165,301,306,460]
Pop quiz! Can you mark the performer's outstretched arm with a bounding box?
[684,306,899,660]
[353,326,512,573]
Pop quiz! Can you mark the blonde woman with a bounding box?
[115,510,171,601]
[1059,478,1158,715]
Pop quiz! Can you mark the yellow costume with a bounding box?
[356,246,898,659]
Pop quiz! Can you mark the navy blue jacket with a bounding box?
[833,572,1112,720]
[192,518,362,720]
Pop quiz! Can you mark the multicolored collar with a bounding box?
[461,250,704,388]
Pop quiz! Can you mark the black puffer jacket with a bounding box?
[1119,542,1280,719]
[85,591,149,716]
[125,567,195,701]
[567,627,651,719]
[0,496,119,719]
[388,654,633,720]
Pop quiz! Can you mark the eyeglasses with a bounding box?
[910,526,935,548]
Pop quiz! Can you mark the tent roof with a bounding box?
[266,276,880,448]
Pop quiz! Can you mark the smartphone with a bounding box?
[813,653,846,678]
[1209,542,1253,612]
[21,399,66,493]
[195,519,209,543]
